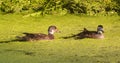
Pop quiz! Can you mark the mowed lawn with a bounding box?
[0,14,120,63]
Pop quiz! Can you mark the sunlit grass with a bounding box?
[0,14,120,63]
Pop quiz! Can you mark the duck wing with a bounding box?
[79,31,97,38]
[83,31,103,38]
[23,32,47,39]
[86,31,104,39]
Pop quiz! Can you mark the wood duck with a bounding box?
[78,25,104,39]
[16,25,60,41]
[61,25,104,39]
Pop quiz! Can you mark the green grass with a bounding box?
[0,14,120,63]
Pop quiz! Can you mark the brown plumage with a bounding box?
[61,25,104,39]
[16,26,60,41]
[77,25,104,39]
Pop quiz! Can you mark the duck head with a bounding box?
[97,25,104,34]
[48,25,60,34]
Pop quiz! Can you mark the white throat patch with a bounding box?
[49,30,55,34]
[98,31,103,34]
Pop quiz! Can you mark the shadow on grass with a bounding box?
[61,28,89,39]
[0,39,26,44]
[61,32,85,40]
[4,49,35,56]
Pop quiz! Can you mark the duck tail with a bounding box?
[22,32,31,35]
[23,32,28,34]
[83,28,88,32]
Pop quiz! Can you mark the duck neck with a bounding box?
[97,31,103,34]
[48,33,54,39]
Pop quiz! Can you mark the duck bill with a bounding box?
[102,30,104,33]
[56,29,61,33]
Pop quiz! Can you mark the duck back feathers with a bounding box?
[77,25,104,39]
[17,26,59,41]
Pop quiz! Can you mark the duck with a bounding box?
[16,25,60,41]
[61,25,104,39]
[78,25,104,39]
